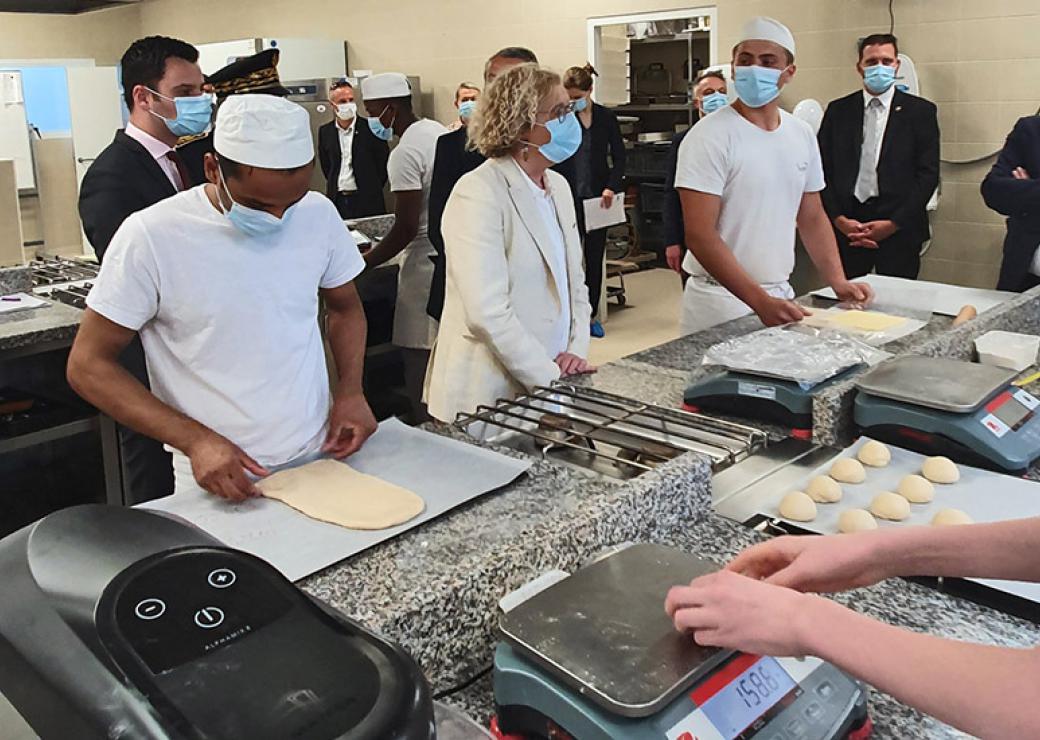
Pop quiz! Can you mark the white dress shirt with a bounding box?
[514,159,571,357]
[124,122,183,191]
[862,84,896,167]
[336,120,358,193]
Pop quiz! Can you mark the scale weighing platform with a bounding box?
[684,367,861,437]
[491,544,870,740]
[854,355,1040,475]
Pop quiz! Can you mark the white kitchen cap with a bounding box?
[736,16,796,58]
[213,94,314,169]
[361,72,411,101]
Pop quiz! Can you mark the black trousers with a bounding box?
[836,200,924,280]
[332,191,381,220]
[583,228,608,319]
[118,336,173,504]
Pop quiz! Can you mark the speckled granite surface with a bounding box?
[439,481,1039,739]
[348,214,395,241]
[0,297,81,352]
[0,265,31,295]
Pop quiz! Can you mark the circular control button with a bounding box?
[207,568,236,589]
[134,598,166,621]
[194,607,225,630]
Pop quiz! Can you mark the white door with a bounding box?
[68,65,123,255]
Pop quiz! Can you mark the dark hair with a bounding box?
[330,78,353,91]
[491,47,538,64]
[696,70,726,84]
[121,36,199,109]
[858,33,899,60]
[217,153,312,179]
[564,63,598,92]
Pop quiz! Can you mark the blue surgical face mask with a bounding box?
[863,63,897,95]
[147,88,214,137]
[458,99,477,120]
[217,166,295,238]
[733,65,784,108]
[531,113,582,163]
[701,91,729,114]
[572,96,589,113]
[367,104,395,141]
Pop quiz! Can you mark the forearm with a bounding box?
[870,518,1040,582]
[68,356,210,453]
[802,597,1040,738]
[364,221,416,267]
[326,304,367,397]
[799,210,846,286]
[688,230,769,308]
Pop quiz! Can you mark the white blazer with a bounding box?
[424,156,592,423]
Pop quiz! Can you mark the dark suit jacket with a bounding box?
[318,119,390,217]
[78,131,181,263]
[663,129,691,249]
[818,89,940,245]
[426,126,485,320]
[981,116,1040,292]
[558,103,626,234]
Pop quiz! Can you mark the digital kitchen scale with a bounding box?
[684,366,861,437]
[491,544,870,740]
[854,356,1040,475]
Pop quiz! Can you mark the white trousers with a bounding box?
[679,277,794,336]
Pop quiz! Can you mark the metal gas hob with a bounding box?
[454,383,768,479]
[30,257,99,308]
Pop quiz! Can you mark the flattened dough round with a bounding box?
[922,456,960,484]
[838,508,878,533]
[857,440,891,468]
[932,508,974,526]
[830,458,866,484]
[806,475,843,503]
[779,491,817,522]
[897,474,935,504]
[258,459,425,530]
[870,491,911,521]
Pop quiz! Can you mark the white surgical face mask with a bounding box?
[335,101,357,121]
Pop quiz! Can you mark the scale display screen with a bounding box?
[692,655,797,739]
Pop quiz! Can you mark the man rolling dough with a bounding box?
[675,17,873,334]
[68,95,377,501]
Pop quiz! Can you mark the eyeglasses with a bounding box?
[538,100,577,124]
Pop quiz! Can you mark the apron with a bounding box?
[393,235,439,349]
[680,276,794,335]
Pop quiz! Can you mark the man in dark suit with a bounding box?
[981,117,1040,292]
[818,33,940,279]
[664,70,729,282]
[425,46,538,321]
[318,79,389,219]
[77,36,209,504]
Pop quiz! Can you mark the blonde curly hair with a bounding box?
[467,63,561,159]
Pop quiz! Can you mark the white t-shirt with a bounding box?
[675,105,825,284]
[87,186,365,467]
[516,160,571,357]
[388,118,447,242]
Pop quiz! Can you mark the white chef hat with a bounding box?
[361,72,412,101]
[213,94,314,169]
[736,16,796,58]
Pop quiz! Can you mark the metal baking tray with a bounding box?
[856,355,1017,413]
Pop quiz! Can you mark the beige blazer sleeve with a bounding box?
[442,173,562,390]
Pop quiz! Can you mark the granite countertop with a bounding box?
[0,297,82,353]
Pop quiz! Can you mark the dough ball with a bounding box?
[897,474,935,504]
[932,508,974,526]
[830,458,866,484]
[857,440,891,468]
[806,475,843,503]
[779,491,818,522]
[838,508,878,533]
[870,491,911,521]
[922,456,960,484]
